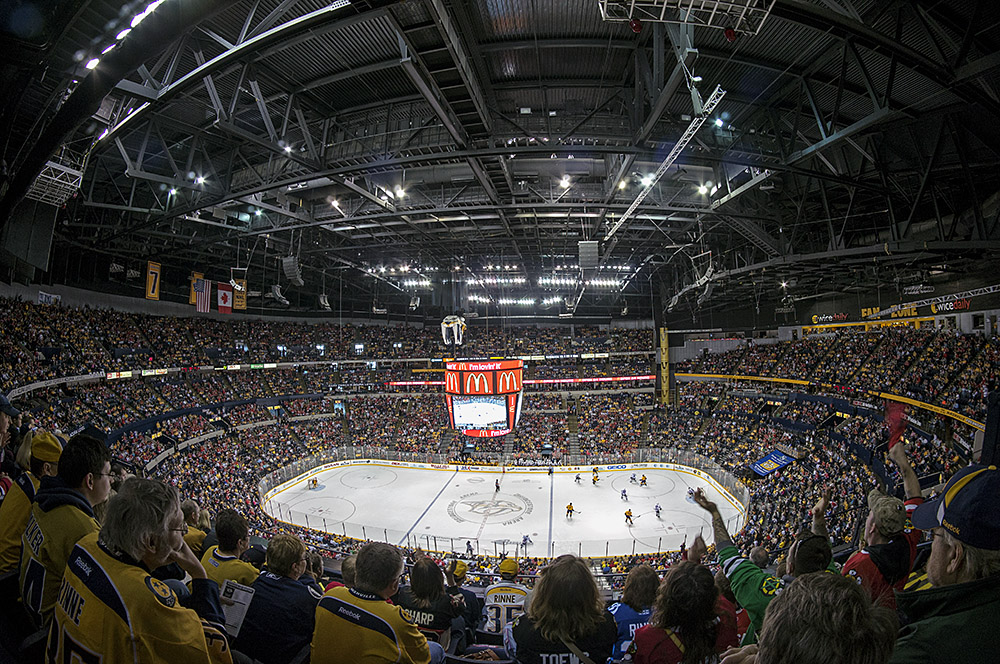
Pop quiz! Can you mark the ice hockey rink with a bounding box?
[263,461,746,558]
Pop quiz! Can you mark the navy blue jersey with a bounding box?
[607,601,652,658]
[234,571,321,664]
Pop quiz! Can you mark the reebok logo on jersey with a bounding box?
[72,556,93,578]
[337,606,362,621]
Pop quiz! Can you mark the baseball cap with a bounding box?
[499,558,518,576]
[452,560,468,580]
[868,489,907,537]
[911,464,1000,551]
[792,531,832,575]
[0,394,19,418]
[31,432,63,463]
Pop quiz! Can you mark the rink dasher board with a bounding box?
[262,459,747,517]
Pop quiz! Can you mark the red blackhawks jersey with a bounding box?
[842,497,923,609]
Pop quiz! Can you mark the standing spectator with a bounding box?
[608,564,659,658]
[182,499,208,558]
[234,534,322,664]
[843,444,924,608]
[692,488,833,645]
[200,509,258,587]
[629,561,739,664]
[481,558,531,636]
[393,557,465,650]
[46,478,231,663]
[0,431,61,572]
[889,464,1000,663]
[312,541,444,664]
[505,555,618,663]
[19,434,110,627]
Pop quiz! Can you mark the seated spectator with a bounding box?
[234,534,322,664]
[312,541,444,664]
[201,509,258,587]
[0,430,62,573]
[393,557,465,650]
[843,444,923,608]
[325,554,356,591]
[724,572,898,664]
[692,488,834,645]
[47,478,230,662]
[608,564,659,658]
[890,464,1000,663]
[301,550,325,593]
[182,498,209,558]
[629,561,738,663]
[481,557,531,636]
[20,433,110,627]
[505,554,618,663]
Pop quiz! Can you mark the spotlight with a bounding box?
[283,146,292,153]
[618,180,627,190]
[714,118,724,128]
[559,176,570,189]
[169,188,177,195]
[85,58,100,70]
[641,175,653,187]
[698,185,708,195]
[629,18,642,34]
[195,176,206,184]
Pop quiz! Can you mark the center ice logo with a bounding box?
[463,499,522,517]
[447,492,534,525]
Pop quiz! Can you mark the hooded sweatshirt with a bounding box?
[19,475,98,627]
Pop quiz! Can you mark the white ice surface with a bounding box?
[264,463,745,558]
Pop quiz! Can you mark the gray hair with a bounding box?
[943,530,1000,582]
[100,478,179,561]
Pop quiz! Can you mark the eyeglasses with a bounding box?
[169,523,189,534]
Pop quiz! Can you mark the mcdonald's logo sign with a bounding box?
[497,370,521,394]
[465,372,491,394]
[445,372,460,394]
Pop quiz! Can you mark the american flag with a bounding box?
[194,278,211,313]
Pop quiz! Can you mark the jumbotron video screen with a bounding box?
[444,359,524,437]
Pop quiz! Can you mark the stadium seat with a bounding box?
[474,629,504,646]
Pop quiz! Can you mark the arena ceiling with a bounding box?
[2,0,1000,323]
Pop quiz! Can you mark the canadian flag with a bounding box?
[217,283,233,314]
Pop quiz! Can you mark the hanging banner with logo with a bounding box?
[233,279,247,310]
[146,262,161,300]
[189,272,204,304]
[751,450,795,476]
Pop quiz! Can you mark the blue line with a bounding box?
[547,472,554,557]
[399,469,459,545]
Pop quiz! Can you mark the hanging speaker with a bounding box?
[318,294,331,311]
[281,256,304,286]
[578,240,599,269]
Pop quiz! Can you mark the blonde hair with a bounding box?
[527,555,606,643]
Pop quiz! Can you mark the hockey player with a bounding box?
[621,488,628,501]
[630,473,637,484]
[575,474,581,483]
[640,475,647,487]
[592,475,599,486]
[654,503,662,518]
[495,479,501,492]
[466,540,475,556]
[566,503,574,518]
[625,509,633,526]
[521,535,532,553]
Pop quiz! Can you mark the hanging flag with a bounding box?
[189,272,204,304]
[233,278,247,310]
[146,262,161,300]
[194,278,211,313]
[885,399,908,449]
[217,283,233,314]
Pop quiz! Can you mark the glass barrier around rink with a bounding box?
[257,447,749,559]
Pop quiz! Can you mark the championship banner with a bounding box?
[189,272,204,304]
[145,262,161,300]
[233,279,247,310]
[751,450,795,476]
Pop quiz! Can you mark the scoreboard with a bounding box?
[444,359,523,438]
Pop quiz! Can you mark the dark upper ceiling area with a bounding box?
[2,0,1000,323]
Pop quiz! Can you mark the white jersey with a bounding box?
[481,581,530,634]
